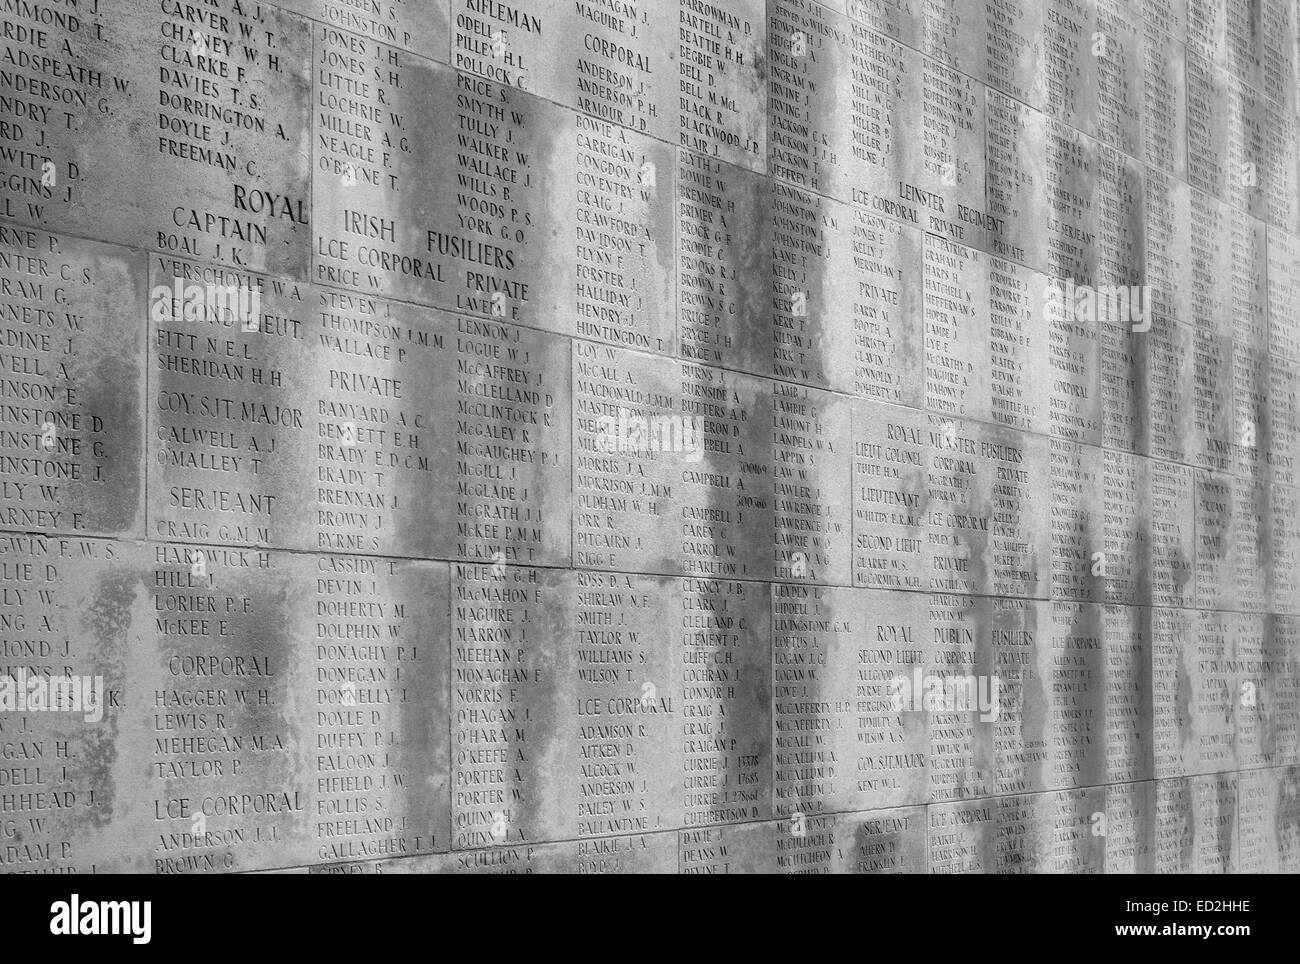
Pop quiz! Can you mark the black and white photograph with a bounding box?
[0,0,1292,943]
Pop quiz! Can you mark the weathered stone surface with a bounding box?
[450,568,771,848]
[1,1,313,277]
[2,0,1297,876]
[149,261,570,562]
[0,537,450,873]
[0,228,146,537]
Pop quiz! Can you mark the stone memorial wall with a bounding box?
[1,0,1299,874]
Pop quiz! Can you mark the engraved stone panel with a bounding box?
[0,538,450,873]
[1152,773,1241,875]
[274,0,450,58]
[1102,778,1154,873]
[1142,19,1187,178]
[312,49,676,346]
[6,0,1300,878]
[1,1,313,277]
[0,228,145,537]
[851,403,1051,598]
[918,0,1042,108]
[368,829,679,874]
[1268,486,1300,614]
[450,567,771,849]
[676,154,769,370]
[1269,229,1300,361]
[450,0,766,172]
[149,262,571,563]
[675,806,928,873]
[1042,0,1143,157]
[771,583,927,816]
[1104,603,1154,784]
[1050,439,1104,602]
[145,547,451,872]
[1236,765,1300,873]
[0,535,143,873]
[764,182,925,402]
